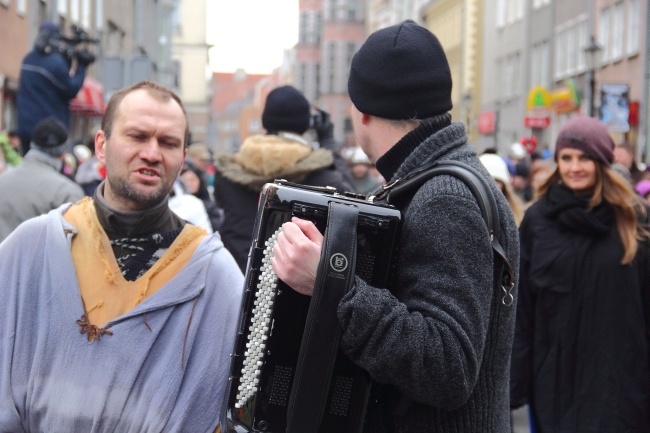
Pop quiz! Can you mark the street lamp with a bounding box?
[583,35,602,118]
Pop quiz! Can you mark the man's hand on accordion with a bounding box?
[272,217,323,296]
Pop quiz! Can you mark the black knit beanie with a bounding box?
[262,85,311,134]
[348,20,453,120]
[554,116,614,165]
[30,116,68,157]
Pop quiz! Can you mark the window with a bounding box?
[327,42,336,93]
[497,0,523,27]
[626,0,640,55]
[499,53,520,100]
[610,2,624,60]
[530,41,551,88]
[554,16,588,79]
[532,0,551,9]
[17,0,27,15]
[300,63,307,91]
[95,0,103,31]
[554,31,565,78]
[172,2,182,36]
[105,21,124,57]
[496,0,506,28]
[299,11,307,44]
[81,0,91,29]
[599,7,611,62]
[71,0,80,22]
[346,42,356,69]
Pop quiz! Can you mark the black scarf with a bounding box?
[540,183,614,236]
[93,181,186,281]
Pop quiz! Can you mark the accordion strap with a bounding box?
[372,160,514,306]
[287,201,359,433]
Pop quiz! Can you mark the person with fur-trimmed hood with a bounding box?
[213,85,353,271]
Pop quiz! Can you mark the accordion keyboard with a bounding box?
[234,227,282,409]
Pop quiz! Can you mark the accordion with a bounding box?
[227,180,401,433]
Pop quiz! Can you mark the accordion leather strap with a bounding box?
[287,201,359,433]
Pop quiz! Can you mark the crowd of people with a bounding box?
[1,19,649,433]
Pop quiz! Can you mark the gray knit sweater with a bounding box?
[337,122,520,432]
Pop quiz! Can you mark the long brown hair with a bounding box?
[538,164,648,264]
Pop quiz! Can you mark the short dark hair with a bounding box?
[101,80,190,147]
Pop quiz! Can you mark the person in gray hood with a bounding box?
[213,85,353,271]
[271,21,520,432]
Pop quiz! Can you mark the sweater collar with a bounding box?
[93,181,184,238]
[375,114,452,182]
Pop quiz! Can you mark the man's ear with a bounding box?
[94,130,107,164]
[177,148,187,177]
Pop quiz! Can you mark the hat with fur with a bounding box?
[31,117,68,157]
[554,116,614,165]
[347,20,452,120]
[262,85,311,135]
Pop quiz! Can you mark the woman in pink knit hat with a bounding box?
[511,115,650,433]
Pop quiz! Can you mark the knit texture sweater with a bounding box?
[337,121,520,432]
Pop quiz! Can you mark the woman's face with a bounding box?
[557,148,597,194]
[180,169,201,195]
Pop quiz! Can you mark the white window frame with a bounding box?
[626,0,640,55]
[610,2,624,60]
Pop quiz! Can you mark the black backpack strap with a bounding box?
[371,160,514,306]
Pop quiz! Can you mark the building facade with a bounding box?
[480,0,648,161]
[171,0,211,144]
[294,0,367,147]
[0,0,182,144]
[0,0,29,132]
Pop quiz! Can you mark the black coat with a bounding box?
[511,184,650,433]
[214,133,353,271]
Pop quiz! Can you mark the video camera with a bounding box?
[35,24,99,66]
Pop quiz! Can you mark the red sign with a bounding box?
[478,111,496,134]
[629,101,639,126]
[524,116,550,129]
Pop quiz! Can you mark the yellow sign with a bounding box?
[526,85,552,111]
[551,79,581,114]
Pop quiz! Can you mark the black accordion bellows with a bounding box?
[227,180,401,433]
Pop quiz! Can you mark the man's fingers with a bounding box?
[291,217,323,245]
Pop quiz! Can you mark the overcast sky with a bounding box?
[206,0,299,74]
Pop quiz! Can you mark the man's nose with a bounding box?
[140,139,162,161]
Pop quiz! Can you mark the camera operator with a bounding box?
[16,21,96,156]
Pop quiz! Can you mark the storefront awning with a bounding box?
[70,77,105,117]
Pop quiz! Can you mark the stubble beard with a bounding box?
[109,174,171,209]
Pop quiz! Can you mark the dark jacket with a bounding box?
[17,49,87,152]
[337,121,520,432]
[511,184,650,433]
[214,132,353,271]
